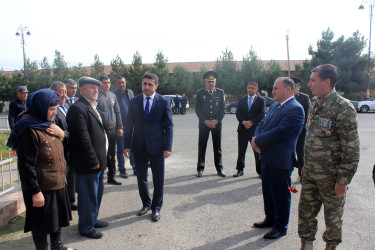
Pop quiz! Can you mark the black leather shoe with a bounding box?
[107,178,122,185]
[80,230,103,239]
[253,220,274,228]
[263,229,286,239]
[71,203,78,211]
[94,220,109,228]
[151,211,160,222]
[196,170,203,177]
[233,170,244,177]
[217,170,226,177]
[137,206,151,216]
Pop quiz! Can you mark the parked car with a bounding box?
[357,97,375,113]
[225,96,276,114]
[349,100,359,111]
[163,95,189,114]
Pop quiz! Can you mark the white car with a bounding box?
[358,97,375,113]
[163,95,189,113]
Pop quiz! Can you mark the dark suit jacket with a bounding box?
[64,97,79,109]
[113,88,134,127]
[295,92,310,127]
[124,93,173,155]
[254,97,304,169]
[236,95,266,136]
[66,97,107,174]
[54,108,70,162]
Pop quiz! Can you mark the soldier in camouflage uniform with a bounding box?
[195,71,226,178]
[298,64,360,250]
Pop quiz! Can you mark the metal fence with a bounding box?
[0,115,10,130]
[0,152,18,195]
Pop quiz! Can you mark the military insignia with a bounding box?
[318,118,332,128]
[216,101,218,106]
[203,95,206,101]
[110,97,115,105]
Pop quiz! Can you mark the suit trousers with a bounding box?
[134,143,165,212]
[106,127,117,179]
[116,134,135,172]
[296,127,306,175]
[197,123,223,172]
[236,132,261,175]
[75,171,103,234]
[261,164,293,233]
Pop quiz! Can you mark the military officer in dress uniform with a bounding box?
[195,71,226,177]
[292,77,310,176]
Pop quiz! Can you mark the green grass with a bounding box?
[0,212,33,250]
[0,133,16,160]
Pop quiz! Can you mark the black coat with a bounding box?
[55,108,70,162]
[295,92,310,127]
[66,97,107,174]
[236,95,266,136]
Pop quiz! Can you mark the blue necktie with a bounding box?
[248,96,253,111]
[144,97,151,119]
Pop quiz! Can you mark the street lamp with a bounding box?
[15,25,31,85]
[359,0,374,99]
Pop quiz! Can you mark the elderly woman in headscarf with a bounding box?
[7,89,74,250]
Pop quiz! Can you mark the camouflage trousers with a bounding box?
[298,172,346,245]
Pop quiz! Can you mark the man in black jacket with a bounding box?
[66,77,108,239]
[8,86,28,130]
[233,81,266,177]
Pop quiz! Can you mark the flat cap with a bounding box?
[78,76,102,87]
[203,71,218,81]
[17,86,28,93]
[291,77,303,85]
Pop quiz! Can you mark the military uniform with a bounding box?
[195,87,225,172]
[298,88,360,246]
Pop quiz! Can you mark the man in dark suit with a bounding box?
[195,71,226,177]
[66,77,108,239]
[180,93,188,115]
[291,77,310,176]
[50,81,77,211]
[124,73,173,223]
[64,79,79,109]
[251,77,304,239]
[8,86,28,130]
[233,81,266,177]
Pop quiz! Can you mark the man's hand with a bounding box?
[335,183,347,197]
[46,124,64,141]
[117,128,123,137]
[251,137,261,153]
[243,121,253,129]
[124,149,130,158]
[91,165,100,170]
[204,120,213,128]
[211,120,219,128]
[163,151,171,159]
[32,192,45,207]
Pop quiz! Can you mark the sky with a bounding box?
[0,0,372,71]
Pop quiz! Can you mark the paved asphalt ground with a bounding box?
[4,112,375,249]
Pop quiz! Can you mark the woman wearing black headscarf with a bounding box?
[8,89,74,250]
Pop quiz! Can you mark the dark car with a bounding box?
[225,96,276,114]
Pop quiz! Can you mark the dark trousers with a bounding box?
[66,165,75,204]
[261,164,293,233]
[180,104,187,114]
[134,143,165,212]
[106,127,117,180]
[236,132,261,175]
[197,123,223,172]
[296,127,306,176]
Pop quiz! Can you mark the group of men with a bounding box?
[168,93,188,114]
[195,65,359,250]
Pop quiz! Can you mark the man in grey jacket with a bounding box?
[97,75,123,185]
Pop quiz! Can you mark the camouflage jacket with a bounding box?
[305,88,360,185]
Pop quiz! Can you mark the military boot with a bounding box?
[300,238,313,250]
[325,244,337,250]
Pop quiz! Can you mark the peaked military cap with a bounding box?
[203,71,218,81]
[78,76,102,87]
[17,86,28,93]
[291,77,303,86]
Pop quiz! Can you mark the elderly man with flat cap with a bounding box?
[195,71,226,177]
[66,76,108,239]
[8,86,28,130]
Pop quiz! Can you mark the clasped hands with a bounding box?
[204,119,219,129]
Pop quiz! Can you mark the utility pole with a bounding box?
[16,25,31,86]
[286,30,291,77]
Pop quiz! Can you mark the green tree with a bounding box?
[259,60,284,94]
[90,53,105,79]
[165,65,192,95]
[52,50,70,81]
[24,59,40,92]
[151,50,169,86]
[191,66,208,97]
[241,48,265,93]
[37,57,52,89]
[127,51,151,94]
[70,63,88,81]
[214,48,242,95]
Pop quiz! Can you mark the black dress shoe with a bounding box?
[137,206,151,216]
[71,203,78,211]
[217,170,226,177]
[253,220,274,228]
[94,220,109,228]
[233,170,244,177]
[151,211,160,222]
[196,170,203,177]
[263,229,286,239]
[107,178,122,185]
[80,230,103,239]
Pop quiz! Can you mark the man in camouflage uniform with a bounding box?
[298,64,360,250]
[195,71,226,178]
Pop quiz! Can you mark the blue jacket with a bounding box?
[124,93,173,155]
[254,97,304,169]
